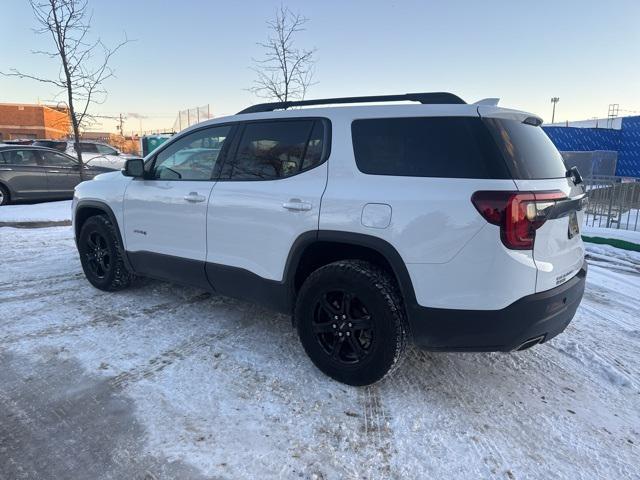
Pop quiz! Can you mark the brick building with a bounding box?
[0,103,70,141]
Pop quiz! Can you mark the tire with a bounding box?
[78,215,132,291]
[0,184,10,206]
[295,260,408,386]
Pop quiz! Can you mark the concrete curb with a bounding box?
[0,220,71,229]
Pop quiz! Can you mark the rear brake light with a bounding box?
[471,190,566,250]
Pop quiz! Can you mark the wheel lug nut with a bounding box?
[346,332,351,336]
[332,324,337,329]
[334,315,338,320]
[338,332,343,337]
[342,315,346,320]
[348,322,352,327]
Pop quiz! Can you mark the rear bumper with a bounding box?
[407,261,587,351]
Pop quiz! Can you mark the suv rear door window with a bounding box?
[223,120,324,180]
[301,121,325,170]
[41,151,77,167]
[351,117,510,179]
[33,140,67,152]
[482,118,567,179]
[79,143,99,153]
[1,149,40,166]
[96,144,118,155]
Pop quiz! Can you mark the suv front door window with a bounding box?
[153,126,230,181]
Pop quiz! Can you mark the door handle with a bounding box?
[0,168,12,171]
[184,192,207,203]
[47,170,61,173]
[282,198,312,211]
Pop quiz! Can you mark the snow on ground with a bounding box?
[582,224,640,245]
[1,226,639,479]
[0,200,71,223]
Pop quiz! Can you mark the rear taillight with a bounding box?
[471,190,566,250]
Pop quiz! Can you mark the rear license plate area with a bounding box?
[568,211,579,239]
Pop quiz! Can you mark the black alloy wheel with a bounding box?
[78,215,132,291]
[296,260,408,386]
[85,230,112,279]
[312,290,375,364]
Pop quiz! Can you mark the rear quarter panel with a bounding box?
[319,109,539,310]
[319,114,519,265]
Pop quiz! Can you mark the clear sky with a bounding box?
[1,0,639,133]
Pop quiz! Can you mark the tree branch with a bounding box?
[248,5,316,103]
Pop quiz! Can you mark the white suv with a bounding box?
[72,93,587,386]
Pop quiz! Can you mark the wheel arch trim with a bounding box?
[75,200,132,270]
[284,230,418,308]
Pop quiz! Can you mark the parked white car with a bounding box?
[72,92,587,386]
[33,140,138,170]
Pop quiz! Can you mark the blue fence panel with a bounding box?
[618,116,640,177]
[543,116,640,178]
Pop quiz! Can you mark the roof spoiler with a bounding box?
[473,98,500,106]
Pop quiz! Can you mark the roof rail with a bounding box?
[237,92,466,114]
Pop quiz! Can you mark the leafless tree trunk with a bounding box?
[249,5,317,103]
[2,0,128,179]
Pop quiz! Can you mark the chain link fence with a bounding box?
[583,176,640,231]
[172,105,212,132]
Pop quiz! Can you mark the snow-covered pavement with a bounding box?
[1,225,638,479]
[0,200,71,227]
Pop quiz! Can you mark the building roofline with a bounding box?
[0,102,68,111]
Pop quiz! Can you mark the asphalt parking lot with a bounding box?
[1,226,638,479]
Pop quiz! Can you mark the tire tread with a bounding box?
[79,215,132,291]
[295,259,408,385]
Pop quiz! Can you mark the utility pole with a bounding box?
[118,113,124,135]
[551,97,560,123]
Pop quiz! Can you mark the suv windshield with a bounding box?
[483,118,567,179]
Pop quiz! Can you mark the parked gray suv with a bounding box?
[0,145,111,205]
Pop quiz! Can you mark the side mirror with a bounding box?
[122,158,145,178]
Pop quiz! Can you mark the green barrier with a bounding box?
[581,235,640,252]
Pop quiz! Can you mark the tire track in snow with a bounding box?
[0,285,85,304]
[399,348,525,478]
[107,313,261,391]
[0,292,213,345]
[109,331,231,389]
[0,272,83,293]
[358,385,395,479]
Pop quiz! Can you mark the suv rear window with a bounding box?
[482,118,567,179]
[351,117,510,179]
[33,140,66,152]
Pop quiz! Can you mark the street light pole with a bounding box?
[551,97,560,123]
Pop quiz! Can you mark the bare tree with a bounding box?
[249,5,317,103]
[2,0,128,178]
